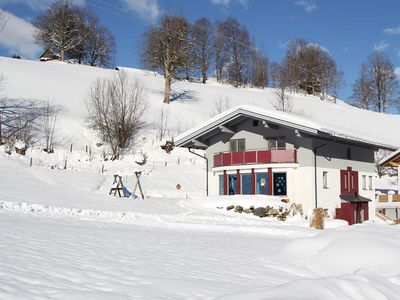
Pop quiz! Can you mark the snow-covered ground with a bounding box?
[1,146,400,299]
[1,57,400,298]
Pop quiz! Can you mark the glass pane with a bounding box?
[256,173,268,195]
[277,138,286,149]
[238,139,246,152]
[230,140,238,152]
[273,173,287,196]
[219,175,225,195]
[241,174,252,195]
[228,174,237,195]
[323,172,328,188]
[268,139,277,150]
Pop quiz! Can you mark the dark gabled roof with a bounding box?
[175,105,399,150]
[340,194,372,203]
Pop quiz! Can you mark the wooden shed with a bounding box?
[39,48,60,61]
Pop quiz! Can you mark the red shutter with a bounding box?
[268,168,273,195]
[223,171,227,195]
[251,169,255,195]
[352,171,359,194]
[340,169,347,195]
[236,169,241,194]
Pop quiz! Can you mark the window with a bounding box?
[253,120,259,127]
[347,148,352,160]
[267,137,286,150]
[273,172,287,196]
[368,176,373,190]
[219,175,225,195]
[323,171,328,189]
[228,174,237,195]
[241,173,252,195]
[230,139,245,152]
[256,173,268,195]
[362,175,367,190]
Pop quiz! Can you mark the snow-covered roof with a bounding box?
[175,105,399,150]
[380,149,400,166]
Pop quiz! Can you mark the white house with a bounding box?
[175,105,399,225]
[378,150,400,219]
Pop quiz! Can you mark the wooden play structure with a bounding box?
[109,172,145,199]
[109,174,124,197]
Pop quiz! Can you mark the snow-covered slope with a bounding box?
[1,56,400,149]
[2,57,400,299]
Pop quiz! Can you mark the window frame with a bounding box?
[230,138,246,152]
[323,171,329,189]
[362,175,367,190]
[368,176,373,190]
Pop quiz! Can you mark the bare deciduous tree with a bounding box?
[214,20,228,82]
[248,44,269,88]
[283,39,342,98]
[85,71,147,159]
[155,107,169,141]
[210,96,231,117]
[35,0,85,61]
[0,10,8,33]
[0,99,45,146]
[141,15,191,104]
[192,18,214,84]
[218,18,250,87]
[361,51,399,113]
[351,63,373,109]
[42,101,62,152]
[272,87,293,113]
[270,62,282,88]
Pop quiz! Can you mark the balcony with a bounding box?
[213,149,297,167]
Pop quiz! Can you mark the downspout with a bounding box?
[313,143,328,208]
[188,148,209,196]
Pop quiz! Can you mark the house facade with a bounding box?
[175,106,397,225]
[377,150,400,219]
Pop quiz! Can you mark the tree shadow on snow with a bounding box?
[170,90,198,103]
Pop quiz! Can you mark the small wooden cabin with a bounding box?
[39,48,60,62]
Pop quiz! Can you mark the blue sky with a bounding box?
[1,0,400,102]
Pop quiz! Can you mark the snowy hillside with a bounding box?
[2,57,400,299]
[2,56,400,149]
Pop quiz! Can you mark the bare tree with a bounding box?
[272,87,293,113]
[155,107,169,141]
[270,62,281,88]
[86,25,115,67]
[375,149,393,178]
[214,20,228,82]
[218,18,250,87]
[85,71,147,159]
[210,96,231,117]
[248,44,269,88]
[192,18,214,84]
[35,0,85,61]
[42,101,62,152]
[0,98,45,146]
[362,51,399,113]
[0,10,8,33]
[283,39,342,97]
[65,8,115,67]
[351,63,373,109]
[141,15,191,104]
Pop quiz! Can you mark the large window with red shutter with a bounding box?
[340,167,359,195]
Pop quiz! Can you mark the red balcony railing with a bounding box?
[213,149,297,167]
